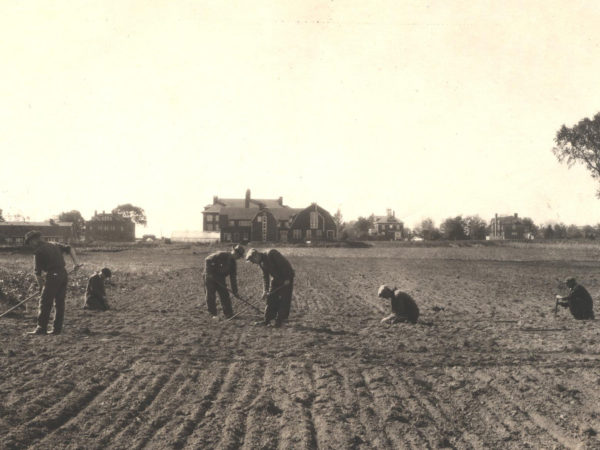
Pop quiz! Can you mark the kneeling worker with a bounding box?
[378,285,419,324]
[84,268,112,311]
[246,248,294,327]
[204,245,245,319]
[556,277,594,320]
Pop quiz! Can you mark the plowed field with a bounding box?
[2,243,600,449]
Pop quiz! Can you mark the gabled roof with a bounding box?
[203,198,287,212]
[0,221,72,227]
[374,216,402,224]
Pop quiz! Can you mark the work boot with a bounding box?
[27,327,47,335]
[253,320,268,326]
[50,328,62,335]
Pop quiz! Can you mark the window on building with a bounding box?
[316,230,322,238]
[214,224,220,231]
[242,232,249,241]
[306,229,312,240]
[293,229,302,240]
[239,220,251,227]
[327,230,334,240]
[206,223,213,231]
[256,216,262,222]
[223,233,231,242]
[229,220,236,226]
[310,212,318,229]
[233,232,240,242]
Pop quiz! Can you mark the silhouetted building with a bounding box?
[85,211,135,242]
[0,221,74,246]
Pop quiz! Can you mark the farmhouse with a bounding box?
[489,213,529,240]
[0,221,74,246]
[288,203,337,242]
[85,211,135,242]
[370,209,404,240]
[203,190,301,242]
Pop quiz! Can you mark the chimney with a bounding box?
[213,196,218,204]
[278,196,283,206]
[393,210,395,217]
[514,213,518,218]
[245,189,251,208]
[386,208,392,218]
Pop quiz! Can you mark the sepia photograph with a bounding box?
[2,1,600,448]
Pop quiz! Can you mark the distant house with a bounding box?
[370,209,404,240]
[489,213,528,240]
[288,203,337,242]
[0,221,74,246]
[203,189,301,242]
[85,211,135,242]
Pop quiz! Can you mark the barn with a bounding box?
[0,221,74,246]
[288,203,337,242]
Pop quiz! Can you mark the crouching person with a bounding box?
[378,285,419,324]
[84,268,112,311]
[556,277,594,320]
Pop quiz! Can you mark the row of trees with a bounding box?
[334,210,600,241]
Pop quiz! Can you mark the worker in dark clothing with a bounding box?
[378,285,419,324]
[246,248,294,327]
[24,231,81,335]
[204,245,245,319]
[83,268,112,311]
[556,277,594,320]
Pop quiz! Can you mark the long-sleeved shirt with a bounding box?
[563,284,594,320]
[34,242,70,276]
[205,251,238,294]
[259,249,294,293]
[391,290,420,324]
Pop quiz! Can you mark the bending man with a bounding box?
[84,268,112,311]
[246,248,294,327]
[204,245,245,319]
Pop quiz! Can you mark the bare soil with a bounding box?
[2,244,600,449]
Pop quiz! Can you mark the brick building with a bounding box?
[370,209,404,240]
[489,213,528,240]
[0,221,74,246]
[85,211,135,242]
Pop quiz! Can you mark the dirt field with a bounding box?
[2,243,600,449]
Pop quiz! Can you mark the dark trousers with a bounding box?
[38,270,67,332]
[205,275,233,317]
[265,278,294,325]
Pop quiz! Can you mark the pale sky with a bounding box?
[1,1,600,236]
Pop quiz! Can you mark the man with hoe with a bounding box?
[556,277,595,320]
[83,268,112,311]
[377,285,420,324]
[24,231,81,335]
[204,244,245,319]
[246,248,295,327]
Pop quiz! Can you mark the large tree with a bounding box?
[464,215,487,240]
[415,218,441,240]
[440,216,467,240]
[112,203,147,226]
[353,216,373,239]
[553,112,600,196]
[57,210,85,239]
[0,209,4,222]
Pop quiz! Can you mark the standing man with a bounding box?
[246,248,294,327]
[377,285,420,324]
[83,268,112,311]
[24,231,81,335]
[556,277,594,320]
[204,245,245,319]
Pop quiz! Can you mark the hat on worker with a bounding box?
[378,285,393,298]
[245,248,259,262]
[101,267,112,278]
[233,244,245,257]
[565,277,576,287]
[24,230,42,245]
